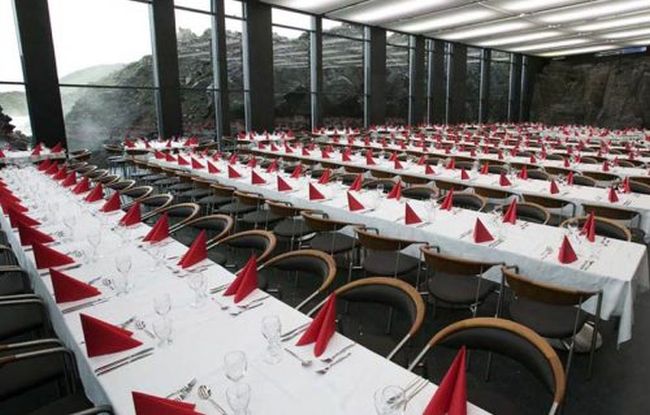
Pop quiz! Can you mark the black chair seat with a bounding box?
[197,194,232,206]
[180,188,213,199]
[154,178,180,186]
[509,298,588,339]
[427,272,497,305]
[141,173,166,181]
[309,233,355,254]
[107,156,127,163]
[0,303,45,341]
[363,251,419,276]
[208,250,227,266]
[168,182,194,192]
[27,391,94,415]
[218,203,257,215]
[273,218,314,238]
[240,210,284,226]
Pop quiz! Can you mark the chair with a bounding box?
[267,201,314,250]
[105,179,135,193]
[207,230,277,268]
[472,186,518,211]
[628,176,650,186]
[176,178,214,203]
[83,168,108,180]
[628,180,650,195]
[218,190,261,227]
[119,185,153,205]
[171,214,233,248]
[363,179,398,193]
[499,202,550,224]
[544,166,574,177]
[437,192,485,211]
[526,169,551,181]
[409,317,565,415]
[580,203,645,243]
[197,183,237,215]
[559,216,631,241]
[257,249,336,310]
[308,277,425,362]
[521,194,575,226]
[401,185,436,201]
[400,174,431,186]
[236,192,284,230]
[0,296,51,343]
[581,171,619,187]
[501,267,602,379]
[487,164,508,175]
[434,179,468,193]
[300,211,358,262]
[93,174,119,185]
[142,203,201,232]
[0,266,31,296]
[571,175,597,187]
[420,247,501,318]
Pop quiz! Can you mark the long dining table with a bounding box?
[0,165,489,415]
[148,150,650,347]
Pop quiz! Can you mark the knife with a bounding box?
[94,347,155,373]
[61,297,109,314]
[96,351,154,376]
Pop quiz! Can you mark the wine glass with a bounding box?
[62,214,76,243]
[152,317,173,347]
[154,293,172,317]
[87,229,101,263]
[226,383,251,415]
[114,254,132,295]
[187,272,207,308]
[374,385,406,415]
[224,351,247,382]
[428,193,438,223]
[261,315,282,365]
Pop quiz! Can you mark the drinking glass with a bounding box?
[152,317,173,347]
[187,272,207,308]
[154,293,172,317]
[374,385,406,415]
[63,214,76,243]
[261,315,282,365]
[224,351,247,382]
[87,229,101,263]
[226,383,251,415]
[428,194,438,223]
[114,254,132,295]
[336,175,344,189]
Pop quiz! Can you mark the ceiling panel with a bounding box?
[261,0,650,57]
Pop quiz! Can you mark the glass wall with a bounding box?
[488,50,511,123]
[465,47,481,124]
[225,10,246,134]
[0,0,31,144]
[322,19,365,128]
[386,31,410,125]
[272,8,311,131]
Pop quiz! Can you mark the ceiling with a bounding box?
[261,0,650,57]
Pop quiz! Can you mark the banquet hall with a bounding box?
[2,0,650,414]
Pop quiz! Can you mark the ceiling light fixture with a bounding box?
[539,44,620,57]
[539,0,650,24]
[573,13,650,31]
[441,21,530,40]
[395,9,496,33]
[478,30,562,46]
[344,0,449,23]
[601,27,650,39]
[510,38,589,52]
[499,0,576,12]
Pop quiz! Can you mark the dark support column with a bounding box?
[151,0,183,138]
[365,26,386,127]
[508,54,522,122]
[478,49,491,123]
[520,56,547,121]
[12,0,66,148]
[430,41,445,124]
[243,0,274,131]
[310,16,323,130]
[409,36,425,126]
[213,0,230,140]
[447,43,466,124]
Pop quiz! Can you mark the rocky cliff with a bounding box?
[530,55,650,129]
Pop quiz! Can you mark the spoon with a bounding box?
[197,385,227,415]
[284,347,312,367]
[135,320,155,338]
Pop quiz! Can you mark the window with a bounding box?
[0,0,31,141]
[488,50,511,122]
[386,32,410,125]
[225,16,245,133]
[465,47,481,123]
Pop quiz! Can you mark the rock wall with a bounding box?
[530,55,650,128]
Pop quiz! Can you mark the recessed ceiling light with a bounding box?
[510,38,589,52]
[499,0,576,12]
[345,0,449,23]
[478,30,562,46]
[539,0,650,24]
[601,27,650,39]
[539,44,620,57]
[573,13,650,31]
[441,21,531,40]
[395,9,496,33]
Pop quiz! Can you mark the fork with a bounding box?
[315,351,352,374]
[320,343,355,364]
[229,301,264,316]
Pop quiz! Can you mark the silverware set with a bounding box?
[61,297,108,314]
[209,282,230,294]
[580,259,596,271]
[402,376,429,405]
[280,322,310,342]
[458,229,472,239]
[284,343,356,371]
[165,377,197,400]
[197,385,227,415]
[540,246,553,260]
[95,347,155,376]
[315,351,353,374]
[488,238,505,248]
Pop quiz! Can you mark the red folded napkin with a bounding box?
[154,150,165,160]
[558,235,578,264]
[223,255,258,303]
[165,153,177,163]
[270,143,279,152]
[564,158,571,168]
[502,199,517,224]
[473,219,494,243]
[566,171,574,186]
[392,159,403,170]
[550,180,560,194]
[7,207,40,228]
[423,346,467,415]
[284,144,293,154]
[100,192,121,212]
[446,159,456,170]
[191,158,204,169]
[38,159,51,171]
[45,161,59,175]
[480,163,489,175]
[61,171,77,187]
[440,189,454,211]
[417,155,426,165]
[608,187,619,203]
[229,154,238,165]
[178,230,207,269]
[177,155,189,166]
[389,152,397,162]
[251,170,266,185]
[460,169,469,180]
[365,150,376,165]
[622,177,631,193]
[228,165,242,179]
[207,161,220,174]
[387,181,401,200]
[425,164,435,175]
[266,160,278,173]
[518,166,528,180]
[499,173,511,187]
[132,391,198,415]
[72,177,90,194]
[602,161,610,172]
[349,173,363,191]
[277,176,293,192]
[31,147,41,156]
[53,166,68,180]
[405,203,422,225]
[581,212,596,242]
[119,202,141,227]
[347,192,365,211]
[247,158,257,168]
[1,199,28,213]
[143,213,169,243]
[530,155,537,164]
[342,151,352,162]
[80,313,142,358]
[85,184,104,202]
[318,169,331,185]
[18,223,54,246]
[302,147,310,156]
[32,242,75,269]
[51,268,101,303]
[309,183,326,200]
[296,294,337,357]
[290,164,302,179]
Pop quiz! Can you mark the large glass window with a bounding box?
[322,21,365,128]
[488,50,511,122]
[386,32,410,125]
[465,47,481,124]
[226,16,245,133]
[0,0,31,142]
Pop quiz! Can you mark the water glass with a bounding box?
[63,214,76,242]
[114,254,132,295]
[87,230,101,263]
[374,385,406,415]
[152,317,173,347]
[224,351,247,382]
[154,293,172,316]
[261,315,282,365]
[187,272,207,308]
[226,383,251,415]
